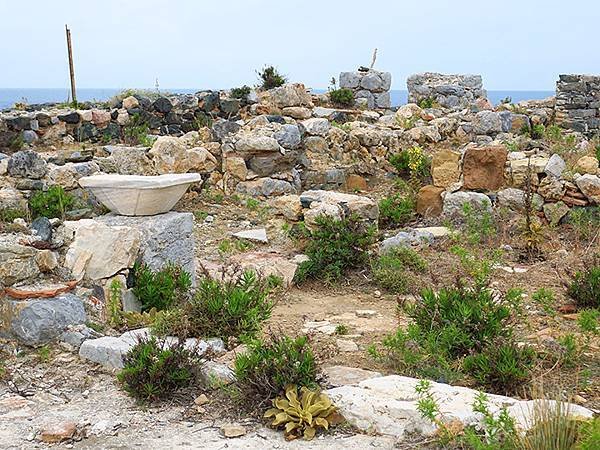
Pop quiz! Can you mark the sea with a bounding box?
[0,88,554,111]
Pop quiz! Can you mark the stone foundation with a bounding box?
[555,74,600,136]
[339,69,392,109]
[407,72,487,110]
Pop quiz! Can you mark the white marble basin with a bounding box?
[79,173,201,216]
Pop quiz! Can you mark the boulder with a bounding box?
[544,154,566,178]
[31,217,52,242]
[575,174,600,204]
[270,194,303,220]
[109,146,155,175]
[574,156,599,175]
[543,201,570,226]
[0,186,27,211]
[122,96,139,109]
[235,135,280,153]
[323,366,382,388]
[235,177,295,197]
[497,188,543,212]
[432,150,460,188]
[462,145,507,191]
[268,84,312,108]
[416,185,444,217]
[300,190,379,223]
[223,156,248,180]
[47,161,101,189]
[301,118,331,137]
[443,191,492,217]
[0,294,86,346]
[472,111,503,135]
[149,136,217,174]
[281,107,311,120]
[274,124,301,149]
[7,150,47,179]
[538,177,566,201]
[510,156,549,186]
[64,221,141,280]
[380,229,434,253]
[0,236,40,286]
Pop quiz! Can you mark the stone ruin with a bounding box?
[407,72,487,110]
[339,69,391,109]
[555,74,600,136]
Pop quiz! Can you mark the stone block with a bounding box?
[462,145,507,191]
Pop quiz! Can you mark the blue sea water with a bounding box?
[0,87,554,110]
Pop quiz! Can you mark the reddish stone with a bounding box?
[346,174,368,192]
[557,304,577,314]
[416,185,444,217]
[4,280,77,299]
[40,422,77,443]
[462,145,508,191]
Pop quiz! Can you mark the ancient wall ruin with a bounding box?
[555,74,600,136]
[407,73,487,110]
[339,69,391,109]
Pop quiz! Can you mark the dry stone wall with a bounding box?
[555,74,600,136]
[339,69,391,109]
[407,73,487,110]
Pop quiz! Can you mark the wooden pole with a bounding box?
[65,24,77,104]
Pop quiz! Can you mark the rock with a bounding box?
[575,174,600,204]
[336,339,359,352]
[302,320,338,335]
[0,186,27,210]
[323,366,382,387]
[380,229,434,253]
[78,336,132,369]
[236,177,295,197]
[220,424,246,438]
[274,124,301,149]
[413,226,451,238]
[538,177,566,201]
[223,156,248,180]
[149,136,217,174]
[510,156,549,186]
[96,212,196,285]
[472,111,503,135]
[574,156,599,175]
[59,324,102,349]
[1,294,86,346]
[153,97,173,114]
[48,161,101,189]
[432,150,460,188]
[40,422,77,443]
[4,281,77,300]
[544,201,570,226]
[233,228,268,243]
[462,145,508,191]
[301,118,331,136]
[122,96,139,110]
[200,361,236,385]
[7,150,47,179]
[91,109,111,127]
[416,185,444,217]
[195,394,209,406]
[0,236,40,286]
[407,125,441,143]
[109,146,154,175]
[22,130,38,144]
[64,221,141,281]
[497,188,543,212]
[235,135,280,153]
[220,98,240,116]
[443,191,492,217]
[346,174,368,191]
[58,112,80,124]
[326,375,594,440]
[212,119,241,142]
[270,194,303,220]
[227,251,298,287]
[281,106,311,119]
[35,250,58,272]
[300,190,379,223]
[268,83,312,108]
[545,154,566,178]
[30,217,52,241]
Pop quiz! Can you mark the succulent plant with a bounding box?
[264,385,337,440]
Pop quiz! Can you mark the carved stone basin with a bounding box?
[78,173,201,216]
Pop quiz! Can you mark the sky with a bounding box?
[0,0,598,91]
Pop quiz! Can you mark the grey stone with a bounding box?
[0,236,40,286]
[497,188,543,212]
[575,174,600,203]
[30,217,52,242]
[109,146,154,175]
[22,130,38,144]
[301,118,331,137]
[79,336,131,369]
[59,324,102,349]
[545,154,566,178]
[274,124,301,149]
[200,361,236,385]
[472,111,503,135]
[375,92,391,109]
[443,191,492,217]
[323,365,382,387]
[122,289,141,313]
[212,119,241,142]
[543,201,570,226]
[7,150,48,179]
[380,230,434,253]
[97,212,196,285]
[232,228,268,243]
[4,294,86,346]
[339,72,361,89]
[235,136,280,153]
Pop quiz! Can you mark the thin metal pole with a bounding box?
[65,24,77,104]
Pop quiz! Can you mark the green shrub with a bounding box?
[568,207,600,241]
[123,113,152,146]
[132,262,192,312]
[418,97,437,109]
[28,185,75,219]
[568,263,600,309]
[257,65,286,90]
[378,193,415,226]
[463,343,536,393]
[531,124,546,139]
[117,336,196,401]
[230,85,251,100]
[578,309,599,335]
[532,287,556,316]
[388,146,430,180]
[157,271,277,341]
[295,215,376,283]
[371,247,426,294]
[329,88,354,107]
[595,144,600,162]
[0,207,27,223]
[234,334,317,402]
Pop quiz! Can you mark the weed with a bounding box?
[132,262,192,312]
[245,198,260,210]
[329,88,354,107]
[417,97,437,109]
[568,207,600,241]
[568,261,600,309]
[461,201,496,245]
[230,85,251,100]
[37,345,51,363]
[123,113,152,146]
[107,278,124,328]
[532,288,556,316]
[378,193,415,227]
[578,309,599,334]
[234,334,317,403]
[257,66,286,90]
[371,247,426,294]
[295,215,376,283]
[0,207,28,223]
[388,146,431,181]
[331,120,351,132]
[193,210,208,221]
[117,336,196,401]
[334,324,349,335]
[557,334,581,368]
[29,185,75,219]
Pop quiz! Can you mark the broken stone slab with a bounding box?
[326,375,593,440]
[302,320,337,335]
[232,228,268,243]
[0,294,87,346]
[79,328,226,369]
[442,191,492,218]
[78,173,201,216]
[300,189,379,224]
[97,211,196,285]
[322,365,382,388]
[380,229,434,253]
[200,361,236,385]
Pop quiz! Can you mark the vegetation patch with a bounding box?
[132,262,192,312]
[371,247,426,294]
[29,185,75,219]
[568,260,600,309]
[328,88,354,107]
[258,65,286,90]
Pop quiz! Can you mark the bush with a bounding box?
[568,263,600,309]
[418,97,437,109]
[463,342,536,393]
[0,207,27,223]
[371,247,426,294]
[132,262,192,312]
[295,215,376,283]
[156,271,276,341]
[329,88,354,107]
[234,334,317,402]
[257,66,286,90]
[230,85,251,100]
[29,185,75,219]
[117,336,196,401]
[378,193,415,226]
[568,207,600,241]
[123,113,152,146]
[388,146,430,180]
